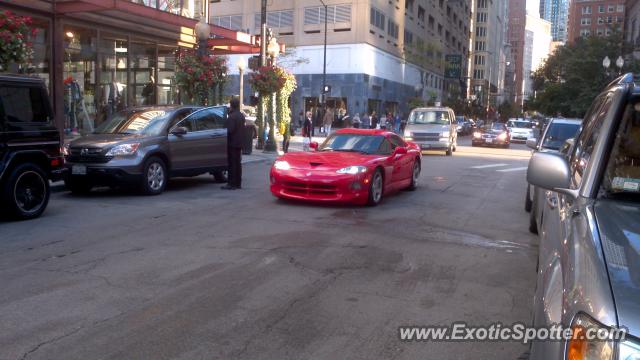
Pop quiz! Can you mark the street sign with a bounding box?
[445,55,462,79]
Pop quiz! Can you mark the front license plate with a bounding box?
[421,144,430,149]
[72,165,87,175]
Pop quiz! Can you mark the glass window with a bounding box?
[377,139,393,155]
[0,86,49,123]
[191,108,224,131]
[130,39,157,106]
[388,134,406,148]
[157,45,178,105]
[408,110,450,125]
[63,25,97,133]
[542,123,581,150]
[98,32,128,125]
[319,134,384,154]
[93,108,168,135]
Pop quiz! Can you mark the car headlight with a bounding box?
[336,166,368,174]
[498,133,508,140]
[274,160,291,170]
[62,144,70,156]
[567,313,617,360]
[618,338,640,360]
[473,132,482,138]
[457,125,462,131]
[441,131,450,138]
[105,143,140,157]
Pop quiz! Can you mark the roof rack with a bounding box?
[605,72,637,89]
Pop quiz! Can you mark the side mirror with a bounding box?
[526,138,538,150]
[171,126,188,136]
[394,147,407,155]
[309,141,319,150]
[527,152,578,199]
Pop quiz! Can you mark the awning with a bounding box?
[54,0,259,54]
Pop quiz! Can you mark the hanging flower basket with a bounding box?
[175,49,228,105]
[250,65,287,96]
[0,10,37,71]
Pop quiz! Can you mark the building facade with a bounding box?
[522,14,552,100]
[540,0,571,42]
[567,0,626,42]
[468,0,509,111]
[625,0,640,58]
[211,0,472,119]
[0,0,254,135]
[508,0,527,107]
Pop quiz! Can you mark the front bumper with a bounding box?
[64,158,144,186]
[472,136,509,146]
[270,168,370,204]
[411,140,452,150]
[510,133,530,142]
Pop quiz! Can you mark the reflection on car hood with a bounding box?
[279,151,378,171]
[70,133,146,149]
[594,200,640,335]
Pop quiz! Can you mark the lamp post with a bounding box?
[194,17,210,105]
[319,0,328,107]
[616,55,624,75]
[256,0,268,149]
[237,56,246,110]
[264,37,280,152]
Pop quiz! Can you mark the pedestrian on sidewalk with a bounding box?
[283,121,295,153]
[371,111,378,129]
[379,113,388,130]
[303,111,313,151]
[222,97,245,190]
[362,113,371,129]
[353,113,361,128]
[394,113,402,133]
[323,108,334,135]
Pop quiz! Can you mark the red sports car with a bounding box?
[270,129,422,206]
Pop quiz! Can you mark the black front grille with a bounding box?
[412,132,441,141]
[67,147,113,163]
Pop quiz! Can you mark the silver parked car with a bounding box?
[403,106,458,156]
[527,76,640,359]
[64,105,229,195]
[524,118,582,233]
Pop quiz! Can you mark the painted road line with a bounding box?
[496,167,529,172]
[470,163,509,169]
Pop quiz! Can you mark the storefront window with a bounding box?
[63,25,97,134]
[130,39,156,106]
[98,32,128,125]
[29,18,51,89]
[157,45,178,105]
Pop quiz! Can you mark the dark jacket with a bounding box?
[226,108,246,149]
[302,117,312,138]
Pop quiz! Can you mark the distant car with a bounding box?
[270,129,422,206]
[527,75,640,360]
[64,105,229,195]
[0,75,64,219]
[455,115,472,135]
[506,119,535,142]
[524,118,582,233]
[471,122,511,148]
[403,106,458,156]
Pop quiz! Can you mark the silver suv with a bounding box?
[527,75,640,359]
[403,107,458,155]
[64,105,228,195]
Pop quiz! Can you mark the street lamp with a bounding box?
[616,56,624,74]
[264,37,280,152]
[603,56,611,70]
[195,18,210,58]
[236,57,246,110]
[319,0,328,107]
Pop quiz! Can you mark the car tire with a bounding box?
[445,146,453,156]
[65,178,93,195]
[407,160,420,191]
[141,156,167,195]
[2,163,50,220]
[525,185,533,213]
[213,169,228,183]
[367,169,384,206]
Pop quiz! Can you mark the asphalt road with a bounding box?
[0,136,537,360]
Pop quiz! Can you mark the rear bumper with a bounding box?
[269,168,370,204]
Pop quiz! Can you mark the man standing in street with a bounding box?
[223,97,245,190]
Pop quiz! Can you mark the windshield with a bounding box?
[508,120,533,129]
[542,123,581,150]
[319,134,385,154]
[483,123,506,131]
[93,109,169,135]
[408,110,450,125]
[456,116,465,123]
[600,103,640,202]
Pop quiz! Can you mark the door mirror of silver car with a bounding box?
[171,126,188,136]
[526,138,538,150]
[527,152,578,199]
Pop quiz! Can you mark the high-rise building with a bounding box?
[468,0,509,110]
[540,0,571,42]
[210,0,472,118]
[624,0,640,58]
[523,14,552,99]
[567,0,626,43]
[508,0,527,107]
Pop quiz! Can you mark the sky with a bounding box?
[527,0,540,15]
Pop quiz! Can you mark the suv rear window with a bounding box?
[0,85,49,123]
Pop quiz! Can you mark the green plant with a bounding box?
[175,49,228,105]
[0,10,37,71]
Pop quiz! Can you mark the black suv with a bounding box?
[0,75,64,220]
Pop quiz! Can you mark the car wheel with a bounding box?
[445,146,453,156]
[407,160,420,191]
[141,157,167,195]
[213,169,228,183]
[367,169,384,206]
[525,185,532,213]
[2,163,50,220]
[65,178,93,195]
[529,195,538,234]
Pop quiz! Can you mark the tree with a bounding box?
[529,31,640,118]
[497,101,518,121]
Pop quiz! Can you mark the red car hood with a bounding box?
[279,151,379,171]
